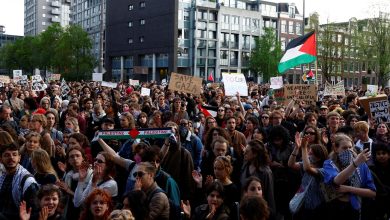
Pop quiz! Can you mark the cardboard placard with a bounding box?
[369,99,390,124]
[92,73,103,82]
[0,75,11,85]
[359,95,390,119]
[141,87,151,96]
[270,76,283,89]
[276,84,317,106]
[168,72,202,95]
[323,81,345,96]
[50,74,61,81]
[129,79,140,86]
[101,81,118,88]
[222,73,248,96]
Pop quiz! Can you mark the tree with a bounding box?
[249,27,282,82]
[369,12,390,86]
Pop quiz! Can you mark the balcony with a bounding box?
[51,1,60,7]
[220,59,228,66]
[242,25,251,32]
[230,59,238,66]
[177,58,189,67]
[51,9,61,15]
[242,44,250,50]
[221,23,229,30]
[51,17,61,23]
[156,57,169,67]
[230,42,239,49]
[178,39,190,48]
[231,24,240,31]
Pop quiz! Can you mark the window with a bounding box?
[289,21,294,34]
[139,36,144,42]
[128,21,133,27]
[140,2,145,8]
[42,21,46,25]
[128,38,133,44]
[140,19,145,25]
[128,4,133,10]
[281,20,287,33]
[296,23,301,35]
[42,14,46,17]
[184,10,189,21]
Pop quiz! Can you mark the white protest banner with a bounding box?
[129,79,140,86]
[101,81,118,88]
[141,87,151,96]
[222,73,248,96]
[168,72,203,95]
[61,78,70,96]
[18,75,28,86]
[13,70,22,81]
[369,98,390,124]
[50,74,61,81]
[323,81,345,96]
[270,76,283,89]
[92,73,103,82]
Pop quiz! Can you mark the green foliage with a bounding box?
[249,28,282,82]
[0,23,96,80]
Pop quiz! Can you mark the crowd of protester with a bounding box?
[0,79,388,220]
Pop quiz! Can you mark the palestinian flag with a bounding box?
[278,31,317,74]
[198,104,218,118]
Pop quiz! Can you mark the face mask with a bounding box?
[338,149,354,168]
[179,126,188,139]
[123,106,129,112]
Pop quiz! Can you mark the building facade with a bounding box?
[105,0,292,82]
[24,0,71,36]
[70,0,105,68]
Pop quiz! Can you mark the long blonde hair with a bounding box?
[31,148,58,180]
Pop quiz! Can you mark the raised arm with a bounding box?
[98,138,129,168]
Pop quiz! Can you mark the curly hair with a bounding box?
[268,125,290,147]
[79,188,113,220]
[204,127,231,151]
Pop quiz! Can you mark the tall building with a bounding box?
[105,0,292,82]
[70,0,105,68]
[24,0,71,36]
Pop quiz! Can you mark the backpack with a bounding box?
[148,187,182,220]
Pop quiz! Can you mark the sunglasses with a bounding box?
[133,171,146,178]
[218,109,225,112]
[94,158,105,164]
[261,116,269,119]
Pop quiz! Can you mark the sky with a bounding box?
[0,0,389,36]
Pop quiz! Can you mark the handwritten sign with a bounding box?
[323,81,345,96]
[0,75,11,85]
[141,88,151,96]
[369,99,390,124]
[92,73,103,82]
[168,72,202,95]
[270,76,283,89]
[275,84,317,105]
[101,81,118,88]
[222,73,248,96]
[129,79,140,86]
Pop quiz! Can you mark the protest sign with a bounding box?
[270,76,283,89]
[129,79,140,86]
[359,95,390,122]
[61,78,70,96]
[97,128,172,140]
[50,74,61,81]
[92,73,103,82]
[141,87,151,96]
[275,84,317,105]
[101,81,118,88]
[0,75,11,86]
[222,73,248,96]
[366,85,378,96]
[18,75,28,86]
[323,81,345,96]
[32,75,46,91]
[13,70,22,82]
[369,98,390,124]
[161,79,167,87]
[168,72,202,95]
